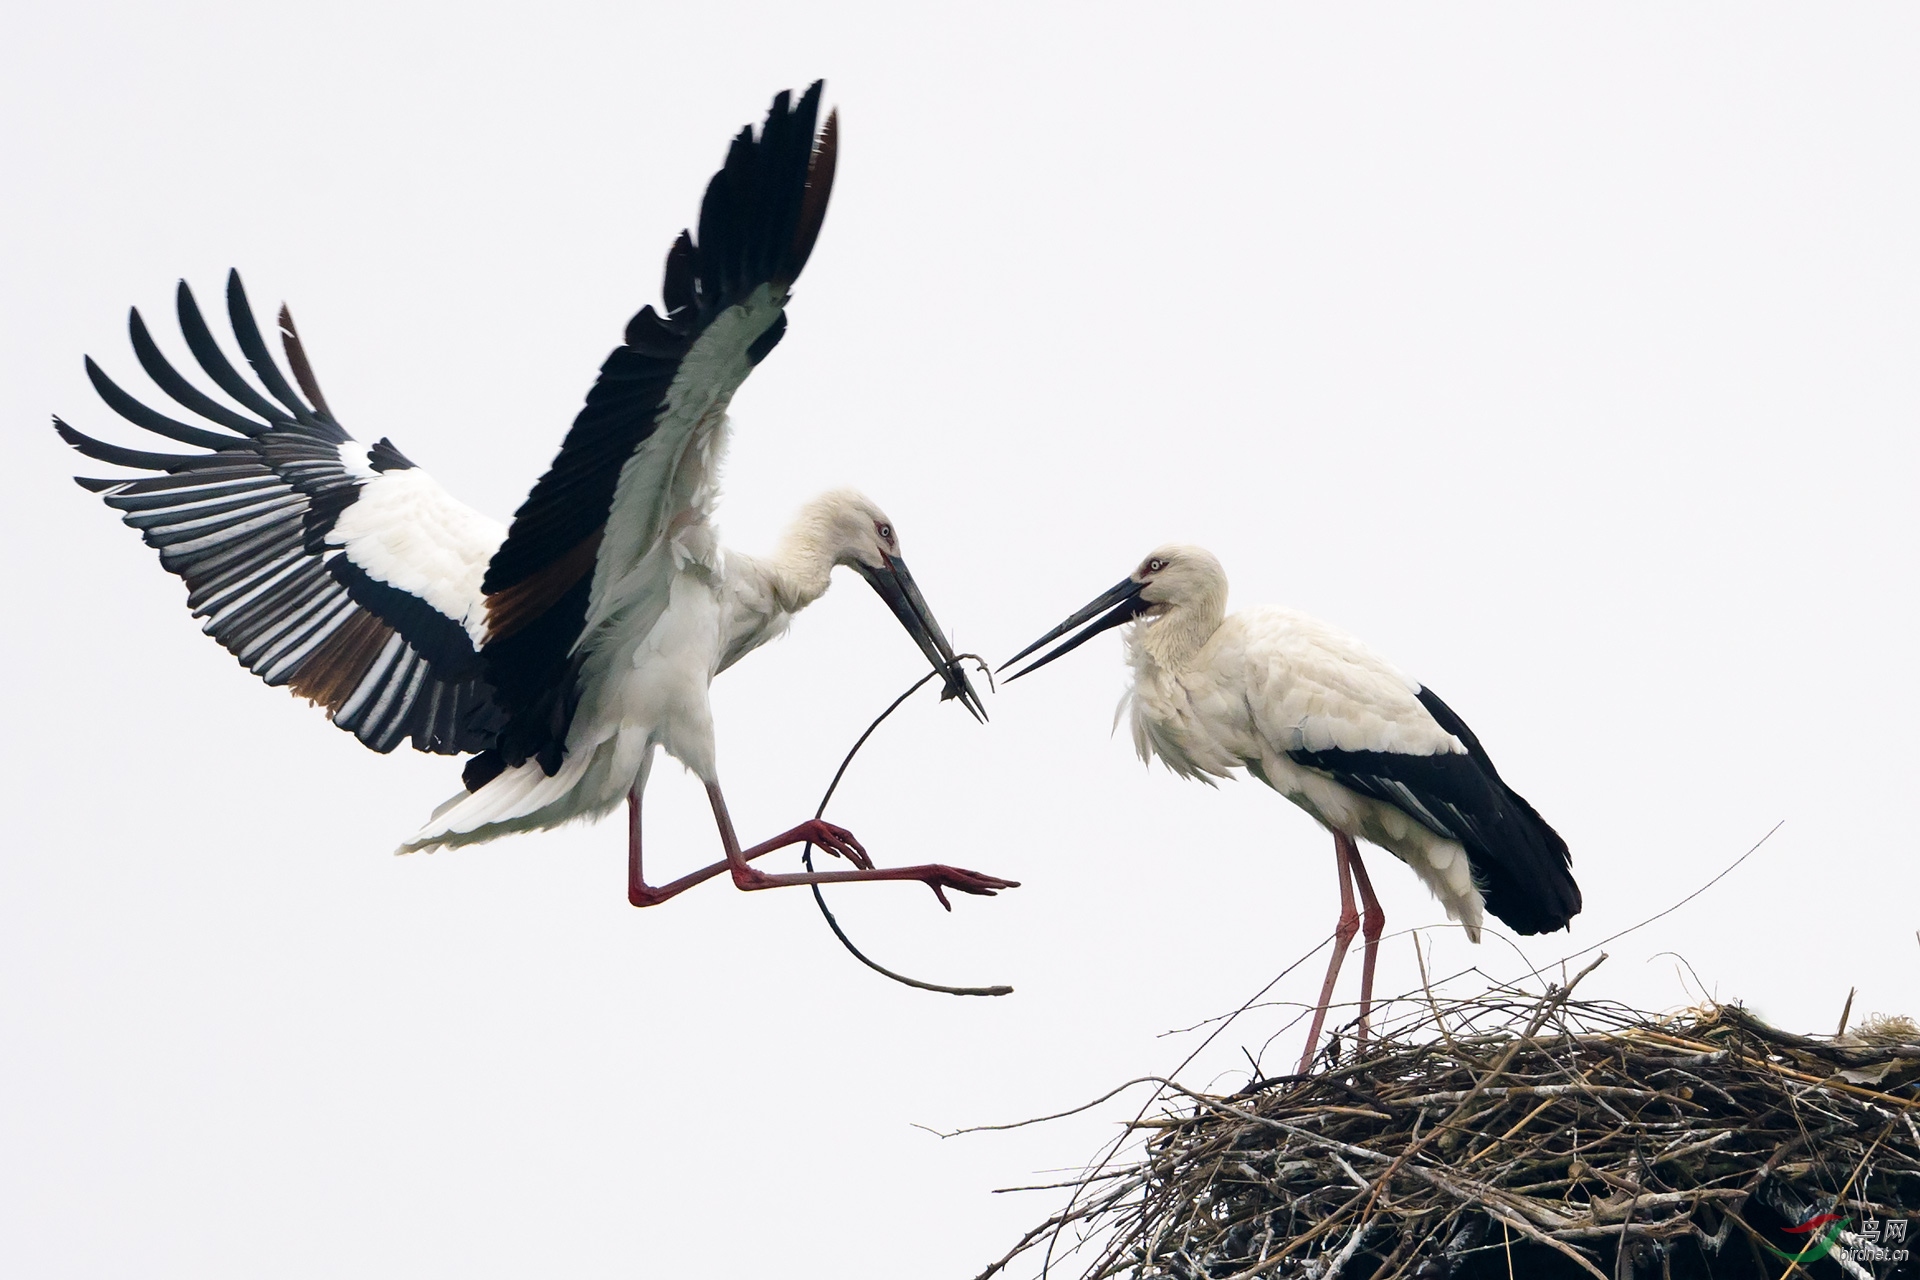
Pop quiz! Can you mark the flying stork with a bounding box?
[1002,546,1578,1072]
[55,83,1017,912]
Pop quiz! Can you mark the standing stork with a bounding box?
[55,83,1017,912]
[1002,546,1578,1072]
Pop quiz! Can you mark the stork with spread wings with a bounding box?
[57,83,1016,912]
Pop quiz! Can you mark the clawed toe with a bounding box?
[799,819,872,869]
[920,864,1020,910]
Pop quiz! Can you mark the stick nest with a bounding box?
[1002,974,1920,1279]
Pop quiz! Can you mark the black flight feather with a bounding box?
[175,280,298,426]
[1287,686,1580,936]
[477,82,837,777]
[54,416,201,472]
[277,305,335,420]
[83,357,240,451]
[129,307,270,437]
[56,279,501,758]
[225,270,327,429]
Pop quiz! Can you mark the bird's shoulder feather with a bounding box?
[1204,606,1459,759]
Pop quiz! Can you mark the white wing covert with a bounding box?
[1233,608,1461,759]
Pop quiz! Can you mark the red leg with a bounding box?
[707,783,1017,910]
[1347,842,1385,1049]
[1297,831,1361,1076]
[627,787,874,908]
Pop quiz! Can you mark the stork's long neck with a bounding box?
[763,520,838,615]
[1133,591,1227,675]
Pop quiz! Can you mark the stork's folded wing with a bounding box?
[1286,686,1580,936]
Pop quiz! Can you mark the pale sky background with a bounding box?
[4,5,1918,1277]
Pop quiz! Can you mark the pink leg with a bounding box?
[1346,842,1386,1048]
[1296,831,1362,1076]
[707,783,1017,910]
[627,787,874,908]
[627,784,1019,910]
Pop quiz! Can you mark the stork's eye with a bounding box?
[1148,558,1166,573]
[876,522,893,543]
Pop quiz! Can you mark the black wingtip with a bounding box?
[53,413,193,471]
[84,352,243,452]
[1409,685,1582,935]
[686,80,838,306]
[174,275,298,427]
[277,303,335,420]
[128,300,269,438]
[788,102,837,282]
[226,270,325,427]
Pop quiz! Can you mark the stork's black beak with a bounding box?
[854,555,988,722]
[999,577,1151,681]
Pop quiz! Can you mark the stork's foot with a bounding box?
[789,819,873,869]
[912,865,1021,911]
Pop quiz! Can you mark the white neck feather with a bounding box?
[1132,588,1227,675]
[763,518,838,614]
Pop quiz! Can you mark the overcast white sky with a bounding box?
[5,5,1918,1277]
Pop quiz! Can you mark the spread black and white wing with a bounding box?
[57,271,505,755]
[468,82,837,786]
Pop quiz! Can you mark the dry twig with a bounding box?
[988,981,1920,1278]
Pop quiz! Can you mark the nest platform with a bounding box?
[994,970,1920,1279]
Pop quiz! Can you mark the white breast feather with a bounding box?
[1125,605,1488,937]
[712,552,795,676]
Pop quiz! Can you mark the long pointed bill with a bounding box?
[999,578,1151,682]
[855,555,989,722]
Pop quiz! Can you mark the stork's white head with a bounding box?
[790,487,902,572]
[779,488,988,720]
[1131,545,1228,617]
[1000,544,1229,680]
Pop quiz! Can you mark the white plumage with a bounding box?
[407,483,910,846]
[1006,544,1579,1073]
[1122,602,1486,933]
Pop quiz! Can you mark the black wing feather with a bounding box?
[482,81,832,596]
[1288,686,1581,935]
[477,82,837,779]
[277,305,336,420]
[175,280,298,426]
[225,269,331,429]
[83,357,238,451]
[130,306,268,436]
[54,416,203,471]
